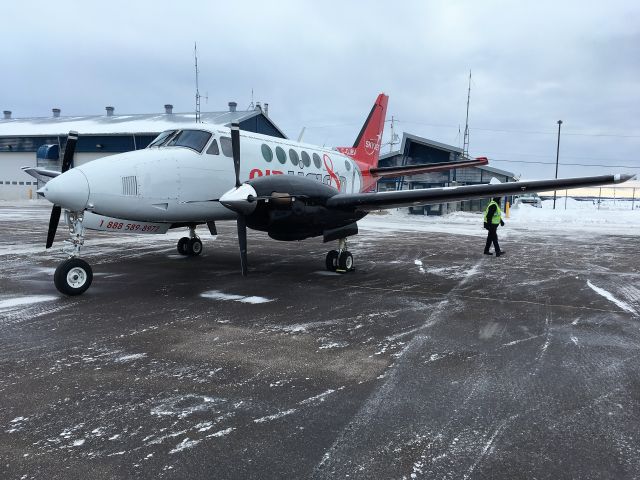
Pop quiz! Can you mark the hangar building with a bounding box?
[1,104,513,214]
[0,104,285,200]
[378,133,515,215]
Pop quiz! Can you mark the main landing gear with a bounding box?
[53,211,93,296]
[325,237,354,273]
[177,226,203,256]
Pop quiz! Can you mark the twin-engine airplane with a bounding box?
[24,93,633,295]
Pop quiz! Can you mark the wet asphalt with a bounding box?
[1,203,639,479]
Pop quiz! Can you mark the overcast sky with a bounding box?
[2,0,639,179]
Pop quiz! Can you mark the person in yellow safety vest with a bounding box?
[483,197,505,257]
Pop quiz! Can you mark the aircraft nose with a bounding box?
[38,169,90,211]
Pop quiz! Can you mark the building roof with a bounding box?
[476,164,516,179]
[379,132,515,180]
[0,109,287,138]
[379,132,463,162]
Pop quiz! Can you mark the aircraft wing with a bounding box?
[326,174,635,211]
[369,157,488,179]
[21,166,61,183]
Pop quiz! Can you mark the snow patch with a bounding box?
[206,427,235,438]
[169,437,201,454]
[253,408,297,423]
[115,353,147,362]
[587,281,638,315]
[0,295,57,312]
[200,290,274,304]
[299,389,337,405]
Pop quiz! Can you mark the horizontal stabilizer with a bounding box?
[369,157,489,179]
[21,166,61,184]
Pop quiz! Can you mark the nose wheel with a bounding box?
[54,258,93,296]
[325,238,354,273]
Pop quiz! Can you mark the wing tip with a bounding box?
[614,173,636,183]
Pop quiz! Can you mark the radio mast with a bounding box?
[194,42,201,123]
[462,70,471,159]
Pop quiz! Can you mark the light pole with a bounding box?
[553,120,563,210]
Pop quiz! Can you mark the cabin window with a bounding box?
[289,149,299,166]
[220,136,233,157]
[345,160,351,171]
[261,144,273,162]
[166,130,212,153]
[275,146,286,164]
[206,139,220,155]
[312,152,322,168]
[147,130,177,148]
[301,151,311,167]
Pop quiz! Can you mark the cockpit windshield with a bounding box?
[147,130,177,148]
[166,130,212,153]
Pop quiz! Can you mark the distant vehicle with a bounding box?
[514,193,542,208]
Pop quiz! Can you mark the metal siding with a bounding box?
[0,136,60,153]
[134,135,156,150]
[406,140,451,164]
[76,135,135,153]
[239,116,286,139]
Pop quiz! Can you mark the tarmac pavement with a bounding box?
[1,203,639,479]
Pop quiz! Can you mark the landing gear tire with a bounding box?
[337,251,354,273]
[177,237,190,255]
[186,238,203,256]
[54,258,93,296]
[325,250,339,272]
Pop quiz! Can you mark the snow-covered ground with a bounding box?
[360,198,640,238]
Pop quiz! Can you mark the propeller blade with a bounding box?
[237,214,248,276]
[46,205,61,249]
[230,122,241,188]
[61,131,78,173]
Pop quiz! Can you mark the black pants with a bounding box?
[484,225,501,253]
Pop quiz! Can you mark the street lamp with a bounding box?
[553,120,563,210]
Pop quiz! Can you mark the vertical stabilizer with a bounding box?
[336,93,388,169]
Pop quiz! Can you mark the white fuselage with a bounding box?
[42,126,363,224]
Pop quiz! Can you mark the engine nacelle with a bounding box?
[244,176,365,241]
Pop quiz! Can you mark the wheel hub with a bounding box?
[66,267,87,288]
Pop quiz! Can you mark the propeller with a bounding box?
[46,131,78,248]
[230,122,248,276]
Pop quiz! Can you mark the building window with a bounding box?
[289,149,299,166]
[275,146,286,164]
[206,139,220,155]
[301,151,311,167]
[220,136,233,157]
[312,153,321,169]
[261,144,273,162]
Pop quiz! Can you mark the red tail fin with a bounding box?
[336,93,388,170]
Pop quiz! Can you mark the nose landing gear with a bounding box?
[325,238,354,273]
[54,257,93,295]
[53,211,93,296]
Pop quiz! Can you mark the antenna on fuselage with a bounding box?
[194,42,201,123]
